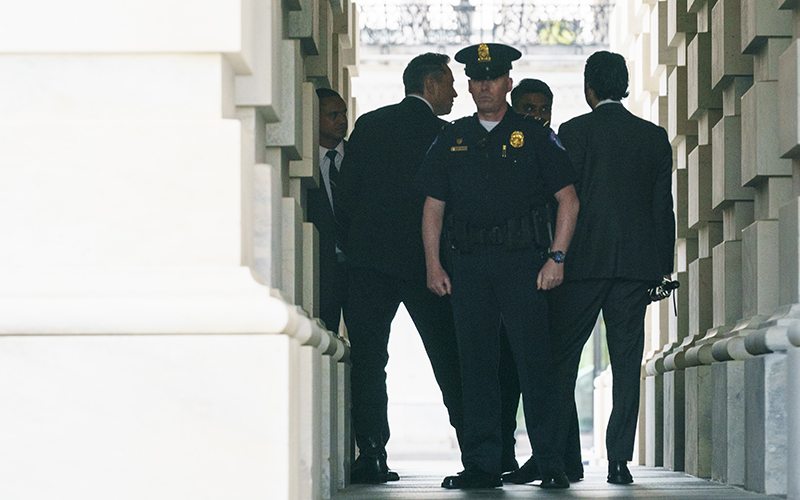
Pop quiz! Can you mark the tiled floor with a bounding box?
[335,460,777,499]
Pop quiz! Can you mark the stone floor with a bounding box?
[335,460,778,499]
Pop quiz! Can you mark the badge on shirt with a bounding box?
[510,131,524,148]
[451,138,467,152]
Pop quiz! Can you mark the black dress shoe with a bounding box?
[501,456,540,484]
[538,468,570,489]
[501,455,519,474]
[350,453,400,484]
[441,469,502,489]
[607,460,634,484]
[566,469,584,482]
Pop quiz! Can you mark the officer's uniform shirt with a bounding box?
[421,106,575,229]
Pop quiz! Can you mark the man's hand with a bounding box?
[422,196,451,296]
[537,259,564,290]
[427,264,452,296]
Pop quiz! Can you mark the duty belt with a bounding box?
[447,205,555,254]
[471,226,506,245]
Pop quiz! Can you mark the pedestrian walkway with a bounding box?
[336,459,777,499]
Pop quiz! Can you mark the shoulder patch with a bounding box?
[550,129,565,150]
[426,135,439,155]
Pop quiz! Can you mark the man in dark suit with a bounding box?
[338,53,463,484]
[552,50,675,484]
[307,88,349,334]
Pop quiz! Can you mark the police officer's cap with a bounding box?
[455,43,522,81]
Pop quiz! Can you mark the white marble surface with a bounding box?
[0,1,249,54]
[0,334,293,500]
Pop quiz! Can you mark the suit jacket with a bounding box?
[558,102,675,282]
[307,142,347,326]
[338,96,446,281]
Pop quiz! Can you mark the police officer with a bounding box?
[500,77,587,485]
[420,43,580,490]
[511,78,553,122]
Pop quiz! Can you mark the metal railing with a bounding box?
[358,0,611,48]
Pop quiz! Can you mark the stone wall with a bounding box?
[610,0,800,497]
[0,1,357,499]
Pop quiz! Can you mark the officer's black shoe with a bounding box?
[350,454,399,484]
[501,456,540,484]
[538,468,570,489]
[441,469,502,489]
[607,460,634,484]
[566,468,584,482]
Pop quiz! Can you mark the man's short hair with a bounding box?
[316,87,342,102]
[584,51,630,101]
[403,53,450,95]
[510,79,553,108]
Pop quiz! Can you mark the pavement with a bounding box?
[335,460,777,499]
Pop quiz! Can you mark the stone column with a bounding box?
[788,345,800,500]
[661,0,698,470]
[0,0,357,498]
[737,2,793,494]
[683,11,723,475]
[777,17,800,499]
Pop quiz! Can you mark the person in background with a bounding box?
[337,53,463,484]
[307,88,349,334]
[511,78,553,123]
[501,77,585,485]
[553,50,675,485]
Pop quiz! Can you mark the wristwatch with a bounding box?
[548,250,566,263]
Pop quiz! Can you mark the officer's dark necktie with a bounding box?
[325,149,346,254]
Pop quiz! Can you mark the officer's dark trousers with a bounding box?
[345,266,463,454]
[499,320,585,476]
[497,323,521,466]
[549,278,650,461]
[450,246,564,475]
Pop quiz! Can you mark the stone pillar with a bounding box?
[744,353,788,495]
[664,369,686,470]
[684,364,712,477]
[712,360,746,485]
[0,0,357,498]
[737,39,790,489]
[663,0,699,468]
[777,53,800,494]
[645,372,665,467]
[293,341,323,500]
[788,346,800,500]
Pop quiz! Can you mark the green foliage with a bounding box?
[538,20,577,45]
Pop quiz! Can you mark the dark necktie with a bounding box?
[325,149,346,254]
[326,149,339,205]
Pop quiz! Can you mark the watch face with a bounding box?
[550,251,565,263]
